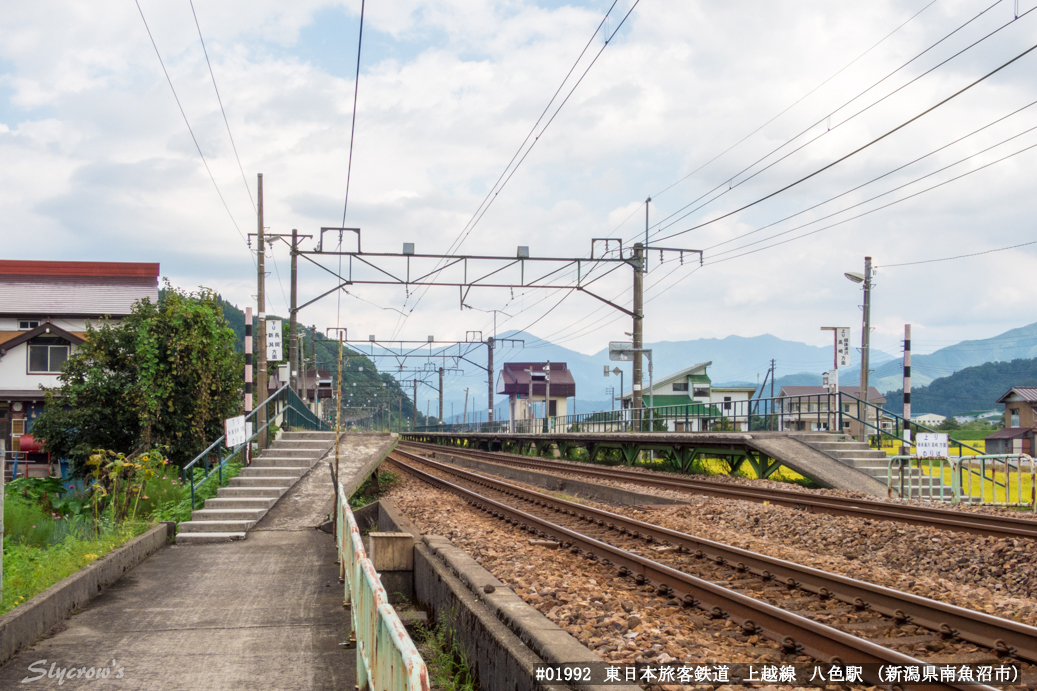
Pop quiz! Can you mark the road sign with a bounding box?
[916,432,949,458]
[609,341,634,361]
[836,327,851,368]
[225,415,246,447]
[266,319,283,361]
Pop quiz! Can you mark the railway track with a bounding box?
[400,440,1037,541]
[388,448,1035,690]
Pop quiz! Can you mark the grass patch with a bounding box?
[151,460,244,524]
[1,520,151,616]
[349,471,400,510]
[414,613,478,691]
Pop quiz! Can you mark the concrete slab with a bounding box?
[0,440,379,690]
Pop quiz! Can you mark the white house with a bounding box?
[619,361,758,431]
[0,260,159,472]
[912,412,946,427]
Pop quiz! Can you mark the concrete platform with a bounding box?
[0,433,399,690]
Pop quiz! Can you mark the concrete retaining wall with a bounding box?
[377,500,639,691]
[0,521,175,667]
[428,451,685,506]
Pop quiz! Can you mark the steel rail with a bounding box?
[387,451,995,691]
[392,448,1037,664]
[400,441,1037,540]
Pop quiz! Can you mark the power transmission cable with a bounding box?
[189,0,255,213]
[701,137,1037,266]
[134,0,252,261]
[337,0,366,338]
[640,0,943,221]
[651,36,1037,246]
[702,97,1037,253]
[391,0,640,339]
[706,120,1037,260]
[880,239,1037,267]
[644,1,1029,244]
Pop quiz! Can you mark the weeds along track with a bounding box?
[399,441,1037,540]
[388,449,1036,689]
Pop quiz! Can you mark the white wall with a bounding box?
[0,342,62,394]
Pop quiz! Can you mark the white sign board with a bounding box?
[609,341,634,362]
[823,369,839,393]
[836,327,851,368]
[225,415,246,447]
[266,320,283,361]
[916,432,949,458]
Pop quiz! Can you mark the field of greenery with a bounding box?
[2,449,242,616]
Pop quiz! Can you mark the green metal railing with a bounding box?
[337,482,429,690]
[181,385,329,508]
[887,454,1036,508]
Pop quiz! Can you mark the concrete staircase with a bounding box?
[176,430,336,544]
[791,433,953,499]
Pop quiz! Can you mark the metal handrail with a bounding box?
[337,481,429,690]
[888,454,1036,508]
[839,392,983,455]
[180,385,329,508]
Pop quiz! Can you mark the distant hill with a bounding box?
[870,322,1037,393]
[884,357,1037,417]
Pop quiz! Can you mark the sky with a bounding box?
[3,0,1037,388]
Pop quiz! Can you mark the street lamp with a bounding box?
[845,257,872,441]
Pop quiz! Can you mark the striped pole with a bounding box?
[245,307,253,464]
[903,323,911,446]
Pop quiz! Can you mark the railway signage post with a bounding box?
[916,432,949,459]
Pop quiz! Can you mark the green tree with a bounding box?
[937,417,962,431]
[33,284,243,471]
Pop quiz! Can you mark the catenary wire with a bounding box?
[651,36,1037,246]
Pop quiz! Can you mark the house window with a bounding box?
[693,388,709,397]
[27,338,70,373]
[672,382,688,392]
[18,320,40,330]
[1011,408,1020,427]
[723,396,732,411]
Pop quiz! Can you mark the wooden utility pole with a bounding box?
[632,243,645,427]
[256,173,267,450]
[289,228,299,398]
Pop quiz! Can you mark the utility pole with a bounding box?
[903,324,912,449]
[544,360,551,433]
[487,336,495,423]
[463,388,469,426]
[859,256,873,440]
[310,327,317,407]
[256,173,267,450]
[289,228,298,397]
[413,378,418,431]
[438,367,444,424]
[632,243,645,426]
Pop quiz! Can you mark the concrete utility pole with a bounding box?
[487,336,494,423]
[632,243,645,425]
[544,360,551,433]
[289,228,299,397]
[903,323,912,447]
[310,327,317,407]
[860,256,873,437]
[438,367,444,424]
[256,173,267,450]
[413,378,418,431]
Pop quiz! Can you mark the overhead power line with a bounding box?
[189,0,255,213]
[134,0,252,258]
[643,1,1028,244]
[880,240,1037,267]
[653,36,1037,245]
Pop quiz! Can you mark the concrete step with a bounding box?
[191,508,266,521]
[269,440,332,450]
[179,520,256,533]
[228,476,296,488]
[250,456,314,467]
[281,431,335,440]
[806,441,874,452]
[204,497,277,510]
[240,466,306,478]
[257,448,325,458]
[176,531,247,544]
[217,486,286,499]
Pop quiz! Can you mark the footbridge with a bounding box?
[402,429,891,496]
